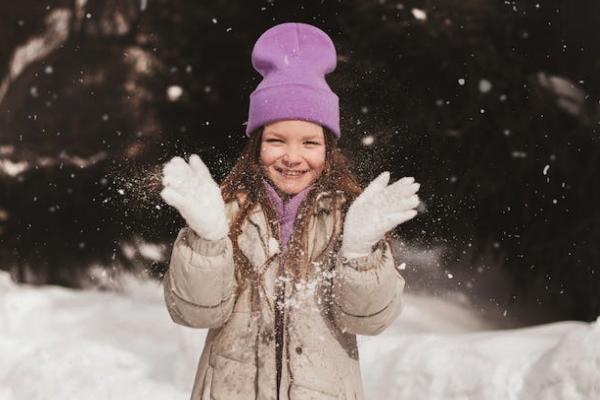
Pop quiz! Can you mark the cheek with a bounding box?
[307,148,326,174]
[260,145,279,166]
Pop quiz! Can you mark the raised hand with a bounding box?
[160,154,228,241]
[341,172,420,258]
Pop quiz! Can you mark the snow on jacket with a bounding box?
[163,190,406,400]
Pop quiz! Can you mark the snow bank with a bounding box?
[0,272,201,399]
[0,272,598,400]
[360,320,598,399]
[520,316,600,399]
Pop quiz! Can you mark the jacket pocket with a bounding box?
[209,353,257,400]
[212,311,259,363]
[289,383,341,400]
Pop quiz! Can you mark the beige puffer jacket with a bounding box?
[163,191,405,400]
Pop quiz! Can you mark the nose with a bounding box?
[281,147,302,167]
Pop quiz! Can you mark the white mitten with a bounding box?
[341,172,420,259]
[160,154,228,241]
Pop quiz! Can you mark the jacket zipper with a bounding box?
[273,195,308,399]
[274,256,285,400]
[272,215,284,400]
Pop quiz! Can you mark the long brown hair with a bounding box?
[220,127,362,286]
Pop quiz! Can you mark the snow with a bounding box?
[411,8,427,21]
[0,159,28,177]
[0,271,598,400]
[479,79,493,93]
[361,135,375,146]
[167,85,183,102]
[268,237,280,256]
[536,72,587,118]
[543,164,550,175]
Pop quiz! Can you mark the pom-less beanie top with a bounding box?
[246,22,341,138]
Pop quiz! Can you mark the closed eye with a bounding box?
[266,139,284,143]
[304,141,321,146]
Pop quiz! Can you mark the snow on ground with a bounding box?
[0,271,598,400]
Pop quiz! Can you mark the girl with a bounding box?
[161,22,420,400]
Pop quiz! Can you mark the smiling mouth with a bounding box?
[274,166,309,177]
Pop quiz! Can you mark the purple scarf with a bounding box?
[263,180,312,251]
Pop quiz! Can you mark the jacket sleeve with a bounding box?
[332,239,405,336]
[163,224,236,329]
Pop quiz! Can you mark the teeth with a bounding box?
[276,168,306,177]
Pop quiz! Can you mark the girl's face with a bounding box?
[260,120,326,195]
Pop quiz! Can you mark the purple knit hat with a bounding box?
[246,22,340,138]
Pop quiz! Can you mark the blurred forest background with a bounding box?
[0,0,598,325]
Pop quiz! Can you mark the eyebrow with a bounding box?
[301,133,323,141]
[263,130,323,141]
[263,130,285,138]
